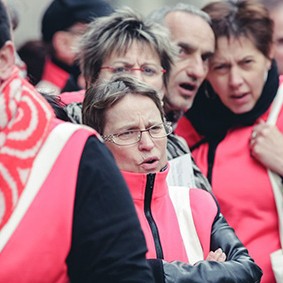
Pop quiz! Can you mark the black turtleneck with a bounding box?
[186,60,279,144]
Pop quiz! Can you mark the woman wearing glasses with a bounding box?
[59,7,211,190]
[82,75,262,283]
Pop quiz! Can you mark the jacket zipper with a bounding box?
[144,173,164,259]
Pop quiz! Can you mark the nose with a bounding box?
[138,131,155,151]
[131,69,144,81]
[185,56,207,81]
[229,66,243,89]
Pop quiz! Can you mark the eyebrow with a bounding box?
[178,42,214,57]
[178,42,196,53]
[110,60,160,66]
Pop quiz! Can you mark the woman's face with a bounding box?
[207,36,272,114]
[103,94,168,173]
[99,41,165,98]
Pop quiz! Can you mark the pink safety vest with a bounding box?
[0,122,95,283]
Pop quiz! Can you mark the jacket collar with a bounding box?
[121,165,169,200]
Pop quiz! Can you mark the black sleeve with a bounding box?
[149,211,262,283]
[66,136,154,283]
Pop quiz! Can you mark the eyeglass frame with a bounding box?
[100,65,166,77]
[102,121,173,146]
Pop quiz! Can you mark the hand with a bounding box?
[250,120,283,175]
[206,248,226,262]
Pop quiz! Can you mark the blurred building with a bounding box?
[11,0,212,48]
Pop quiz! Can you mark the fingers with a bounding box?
[206,248,226,262]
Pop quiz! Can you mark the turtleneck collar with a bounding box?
[121,165,169,200]
[186,60,279,142]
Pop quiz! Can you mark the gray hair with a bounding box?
[149,2,211,25]
[77,7,176,88]
[258,0,283,11]
[82,75,165,134]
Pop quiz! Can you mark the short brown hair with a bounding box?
[203,0,273,59]
[82,75,165,134]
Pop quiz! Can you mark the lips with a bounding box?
[140,157,160,172]
[180,83,195,91]
[178,82,197,98]
[231,92,248,99]
[143,157,158,164]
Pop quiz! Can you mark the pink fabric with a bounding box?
[122,167,217,263]
[175,107,283,283]
[60,89,85,104]
[41,59,70,89]
[0,67,53,229]
[190,189,217,258]
[0,123,94,283]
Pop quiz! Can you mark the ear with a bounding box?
[52,31,74,65]
[0,41,15,81]
[53,31,67,52]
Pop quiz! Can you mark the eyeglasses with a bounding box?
[102,122,173,146]
[101,65,166,77]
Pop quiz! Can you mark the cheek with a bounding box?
[97,71,112,82]
[144,77,164,93]
[106,144,136,170]
[157,139,168,165]
[207,74,227,94]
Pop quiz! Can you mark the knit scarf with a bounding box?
[0,67,54,229]
[186,60,279,144]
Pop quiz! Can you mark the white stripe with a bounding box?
[266,84,283,249]
[267,84,283,126]
[0,123,84,252]
[0,163,18,205]
[168,186,203,264]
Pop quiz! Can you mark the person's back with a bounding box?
[0,2,154,281]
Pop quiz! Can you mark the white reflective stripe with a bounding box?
[0,123,83,252]
[167,153,195,188]
[266,84,283,249]
[266,84,283,126]
[268,171,283,248]
[168,186,203,264]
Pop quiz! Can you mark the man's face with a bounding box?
[270,6,283,75]
[164,11,215,112]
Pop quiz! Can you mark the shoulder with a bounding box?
[168,186,218,215]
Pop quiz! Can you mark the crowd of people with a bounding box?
[1,0,283,282]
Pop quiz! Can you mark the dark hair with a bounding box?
[82,75,165,134]
[203,0,274,59]
[41,0,113,43]
[0,0,12,49]
[17,40,47,85]
[40,92,71,122]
